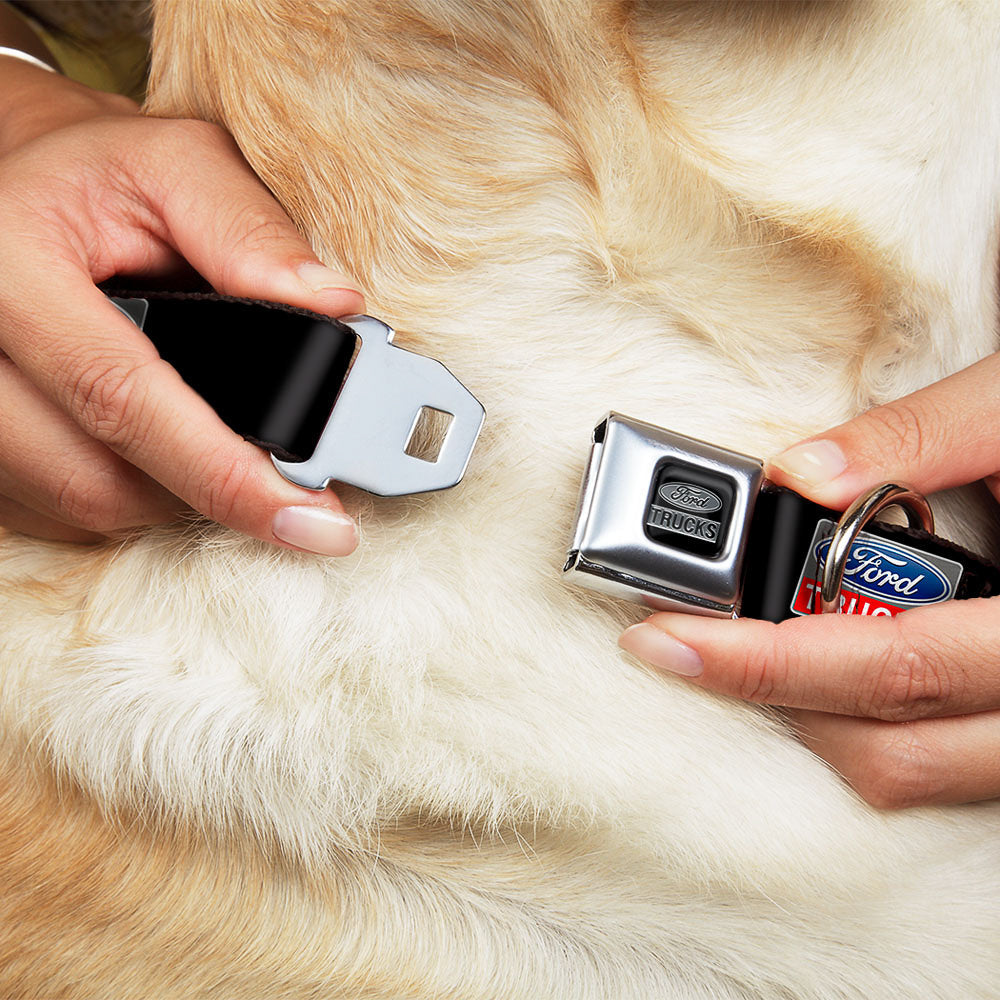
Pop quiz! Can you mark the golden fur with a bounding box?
[2,1,1000,996]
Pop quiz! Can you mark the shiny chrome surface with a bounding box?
[564,413,764,617]
[272,315,485,496]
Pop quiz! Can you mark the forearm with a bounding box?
[0,2,57,67]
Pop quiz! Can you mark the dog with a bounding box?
[2,1,999,996]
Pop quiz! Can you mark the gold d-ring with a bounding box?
[818,483,934,615]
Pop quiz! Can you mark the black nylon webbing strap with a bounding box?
[105,287,486,496]
[106,289,357,463]
[740,484,1000,621]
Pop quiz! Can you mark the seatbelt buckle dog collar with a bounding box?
[564,413,1000,623]
[109,291,485,496]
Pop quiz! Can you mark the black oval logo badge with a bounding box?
[658,481,723,513]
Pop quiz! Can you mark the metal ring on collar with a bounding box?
[817,483,934,615]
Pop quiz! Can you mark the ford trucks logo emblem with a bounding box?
[814,537,951,605]
[658,482,722,514]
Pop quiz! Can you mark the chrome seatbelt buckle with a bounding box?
[270,315,485,496]
[111,293,485,498]
[563,413,764,618]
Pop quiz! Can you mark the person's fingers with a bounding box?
[788,708,1000,808]
[0,356,182,531]
[122,117,365,314]
[0,116,363,553]
[618,598,1000,721]
[0,276,359,554]
[1,116,363,314]
[765,351,1000,509]
[0,493,105,543]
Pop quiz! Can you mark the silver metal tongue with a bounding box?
[271,314,485,496]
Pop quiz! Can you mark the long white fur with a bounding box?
[1,1,999,996]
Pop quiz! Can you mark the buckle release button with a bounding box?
[645,463,736,558]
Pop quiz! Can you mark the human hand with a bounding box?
[0,57,364,553]
[619,352,1000,808]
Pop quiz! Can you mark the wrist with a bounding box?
[0,59,138,157]
[0,2,58,68]
[0,46,55,73]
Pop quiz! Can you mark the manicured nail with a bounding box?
[272,505,358,556]
[296,261,362,296]
[618,623,703,677]
[770,439,847,488]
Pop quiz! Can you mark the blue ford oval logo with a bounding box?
[814,537,950,604]
[658,482,723,513]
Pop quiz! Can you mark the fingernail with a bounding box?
[296,261,362,296]
[619,623,703,677]
[272,505,358,556]
[770,440,847,488]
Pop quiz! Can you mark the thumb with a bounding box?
[145,120,365,317]
[765,351,1000,508]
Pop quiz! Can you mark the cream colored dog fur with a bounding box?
[1,1,999,997]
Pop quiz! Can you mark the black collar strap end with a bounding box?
[108,291,485,497]
[564,413,1000,623]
